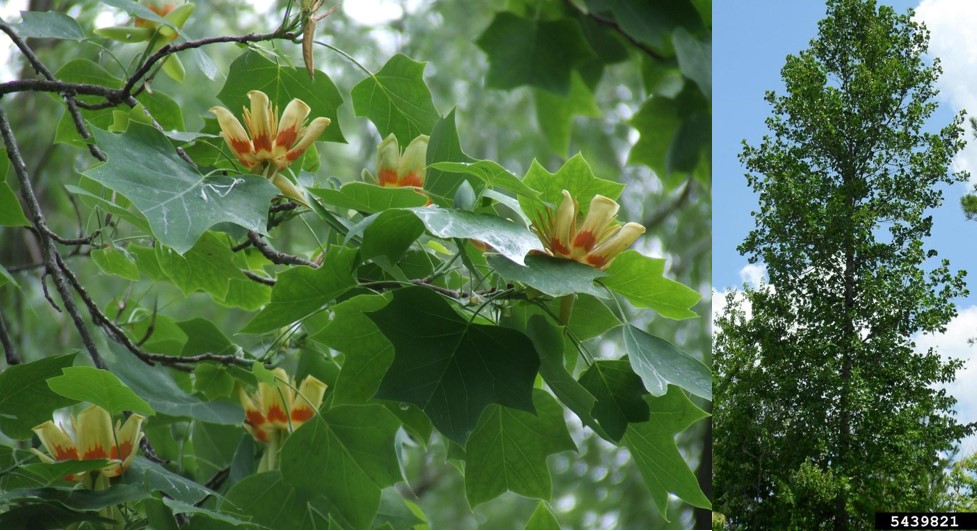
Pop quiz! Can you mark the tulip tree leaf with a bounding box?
[408,206,543,266]
[222,472,320,529]
[0,149,29,227]
[623,325,711,400]
[351,54,440,146]
[476,13,596,95]
[0,354,77,439]
[13,11,87,40]
[430,160,538,198]
[281,405,401,529]
[90,246,140,281]
[424,109,475,203]
[533,71,601,157]
[553,293,621,341]
[464,390,576,507]
[629,85,710,189]
[368,286,540,444]
[154,232,245,300]
[83,123,279,254]
[525,316,604,438]
[487,254,607,298]
[217,50,345,143]
[47,367,153,416]
[519,154,625,224]
[623,388,711,518]
[601,250,700,320]
[307,294,393,405]
[104,343,243,425]
[126,457,216,505]
[309,182,428,213]
[524,501,561,530]
[578,360,650,441]
[673,28,711,100]
[241,246,358,334]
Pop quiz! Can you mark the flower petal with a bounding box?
[291,375,327,425]
[262,368,293,429]
[76,405,114,461]
[376,134,400,186]
[573,195,619,257]
[32,420,79,462]
[397,135,429,187]
[112,414,145,475]
[246,90,275,158]
[550,190,577,258]
[210,106,255,166]
[284,116,330,165]
[587,222,645,269]
[277,99,312,152]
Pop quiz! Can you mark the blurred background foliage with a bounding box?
[0,0,711,528]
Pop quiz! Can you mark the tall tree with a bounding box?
[714,0,972,528]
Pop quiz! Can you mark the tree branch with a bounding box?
[0,103,107,369]
[643,177,695,231]
[0,309,20,366]
[247,231,317,268]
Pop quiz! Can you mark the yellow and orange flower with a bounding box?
[376,133,429,188]
[239,368,327,444]
[94,1,194,82]
[533,190,645,270]
[32,405,145,482]
[210,90,330,202]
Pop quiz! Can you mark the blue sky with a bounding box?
[714,0,977,455]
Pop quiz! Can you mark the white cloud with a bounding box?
[739,263,767,288]
[915,1,977,188]
[915,305,977,456]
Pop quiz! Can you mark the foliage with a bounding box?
[0,0,710,529]
[714,0,972,529]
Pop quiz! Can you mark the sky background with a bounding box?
[714,0,977,455]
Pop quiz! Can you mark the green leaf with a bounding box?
[308,294,393,405]
[361,209,425,263]
[0,264,16,290]
[408,206,543,266]
[222,471,318,529]
[476,13,596,94]
[281,405,402,529]
[218,50,345,143]
[464,389,576,507]
[241,246,358,334]
[0,149,29,227]
[0,484,146,511]
[190,421,241,481]
[623,325,710,400]
[161,498,257,528]
[90,246,140,281]
[602,250,700,319]
[155,232,244,300]
[578,360,649,441]
[0,354,76,439]
[83,123,279,253]
[178,318,235,357]
[519,154,625,223]
[487,254,607,298]
[372,488,426,529]
[628,86,710,189]
[525,316,606,439]
[430,160,538,198]
[105,343,244,425]
[623,388,711,517]
[310,181,429,213]
[47,367,154,416]
[673,28,711,100]
[351,54,439,145]
[14,11,87,40]
[0,503,112,529]
[601,0,703,53]
[368,286,540,444]
[524,501,561,530]
[126,456,216,505]
[557,293,621,340]
[424,109,475,203]
[533,71,601,156]
[20,459,113,485]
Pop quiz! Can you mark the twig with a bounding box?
[0,104,107,369]
[643,177,695,231]
[40,268,61,312]
[203,467,230,492]
[242,269,276,286]
[0,309,20,365]
[247,231,317,268]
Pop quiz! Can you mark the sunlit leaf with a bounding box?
[351,54,439,145]
[623,325,710,400]
[602,250,700,320]
[47,367,154,416]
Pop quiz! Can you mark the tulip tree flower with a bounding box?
[533,190,646,270]
[210,90,331,204]
[239,368,327,472]
[376,133,429,188]
[94,1,195,82]
[32,405,146,487]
